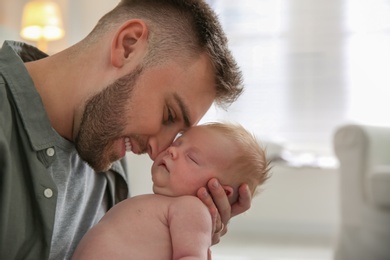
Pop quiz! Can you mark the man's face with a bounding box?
[75,54,216,172]
[150,126,236,196]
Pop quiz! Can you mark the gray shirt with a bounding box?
[0,41,129,260]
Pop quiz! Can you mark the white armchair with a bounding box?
[333,124,390,260]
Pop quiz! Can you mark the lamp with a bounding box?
[20,0,64,52]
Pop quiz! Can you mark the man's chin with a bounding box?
[94,154,124,172]
[96,163,112,172]
[84,156,113,172]
[82,148,120,172]
[87,163,109,173]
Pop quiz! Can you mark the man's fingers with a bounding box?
[197,179,231,245]
[207,178,231,225]
[197,186,222,245]
[231,183,251,217]
[197,187,217,213]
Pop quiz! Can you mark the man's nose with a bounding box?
[147,129,179,160]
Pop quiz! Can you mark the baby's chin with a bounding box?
[152,185,164,195]
[152,185,176,197]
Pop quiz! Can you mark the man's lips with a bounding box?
[124,137,133,153]
[124,136,149,155]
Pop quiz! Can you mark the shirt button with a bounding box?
[44,188,53,198]
[46,147,55,157]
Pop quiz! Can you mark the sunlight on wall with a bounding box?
[202,0,390,156]
[345,0,390,127]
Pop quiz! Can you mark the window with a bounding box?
[201,0,390,165]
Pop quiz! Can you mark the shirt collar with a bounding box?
[1,41,128,180]
[0,40,57,151]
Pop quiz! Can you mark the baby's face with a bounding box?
[151,126,236,196]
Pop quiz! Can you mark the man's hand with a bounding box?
[231,183,252,217]
[197,178,252,245]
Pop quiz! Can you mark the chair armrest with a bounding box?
[368,165,390,208]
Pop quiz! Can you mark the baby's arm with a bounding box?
[168,196,213,260]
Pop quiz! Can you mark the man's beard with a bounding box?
[75,66,143,172]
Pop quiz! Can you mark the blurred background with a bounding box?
[2,0,390,259]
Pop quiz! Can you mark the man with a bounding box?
[0,0,249,259]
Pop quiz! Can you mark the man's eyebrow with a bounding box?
[173,93,191,127]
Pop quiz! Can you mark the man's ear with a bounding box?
[111,19,148,68]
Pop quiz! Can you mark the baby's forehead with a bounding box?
[179,126,241,157]
[185,125,215,135]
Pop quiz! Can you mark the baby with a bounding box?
[72,122,270,260]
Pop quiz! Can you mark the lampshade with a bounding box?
[20,0,64,42]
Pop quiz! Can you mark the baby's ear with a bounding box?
[222,185,235,198]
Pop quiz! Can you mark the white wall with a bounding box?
[232,165,339,238]
[126,154,154,195]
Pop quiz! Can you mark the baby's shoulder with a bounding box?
[170,195,207,212]
[173,195,203,204]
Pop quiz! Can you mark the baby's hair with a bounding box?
[201,122,271,198]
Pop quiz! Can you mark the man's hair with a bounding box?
[203,122,271,197]
[86,0,243,108]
